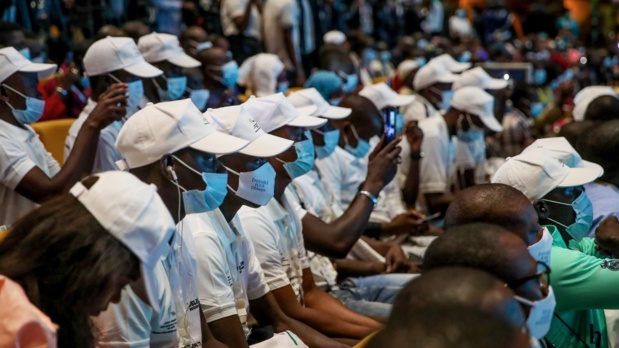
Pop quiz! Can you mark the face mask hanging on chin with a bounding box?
[343,124,371,158]
[541,191,593,242]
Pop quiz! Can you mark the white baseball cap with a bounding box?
[431,53,471,73]
[359,83,415,110]
[522,137,604,175]
[116,99,249,169]
[69,170,176,312]
[323,30,346,45]
[572,86,618,121]
[397,59,420,80]
[84,36,163,78]
[287,88,352,119]
[138,32,201,68]
[205,104,293,157]
[0,47,57,84]
[451,86,503,132]
[452,67,507,91]
[491,148,602,201]
[246,93,325,133]
[413,61,458,90]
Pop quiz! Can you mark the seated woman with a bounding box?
[238,53,288,97]
[0,171,175,347]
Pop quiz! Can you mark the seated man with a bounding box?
[196,45,239,109]
[238,93,382,340]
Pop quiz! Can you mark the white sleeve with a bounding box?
[44,149,61,177]
[404,101,428,122]
[244,239,271,300]
[240,209,291,292]
[0,134,37,190]
[278,0,295,29]
[419,135,449,194]
[224,0,245,19]
[193,231,238,323]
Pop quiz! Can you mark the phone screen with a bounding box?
[383,106,397,146]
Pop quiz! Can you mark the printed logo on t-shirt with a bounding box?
[237,260,245,274]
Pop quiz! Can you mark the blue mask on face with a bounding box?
[534,69,547,85]
[3,84,45,125]
[343,74,359,94]
[156,76,187,101]
[277,81,290,94]
[329,97,342,106]
[439,90,454,111]
[277,132,315,179]
[530,102,544,118]
[456,8,467,18]
[343,124,371,158]
[456,114,484,143]
[109,74,144,117]
[458,51,472,63]
[542,190,594,242]
[211,61,239,88]
[380,51,392,63]
[80,75,91,89]
[415,57,427,67]
[189,89,210,111]
[363,49,377,65]
[313,128,340,159]
[18,47,31,60]
[172,156,229,213]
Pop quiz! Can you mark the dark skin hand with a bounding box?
[402,120,423,208]
[595,216,619,257]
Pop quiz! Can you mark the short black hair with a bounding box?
[578,120,619,177]
[318,45,354,74]
[367,305,525,348]
[0,21,24,46]
[584,95,619,121]
[558,120,599,149]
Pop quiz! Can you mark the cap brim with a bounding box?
[480,114,503,132]
[189,131,249,155]
[389,94,416,107]
[296,105,318,116]
[582,160,604,177]
[322,106,352,119]
[484,78,508,90]
[288,114,328,129]
[141,263,161,312]
[19,62,57,80]
[124,61,164,78]
[437,74,458,84]
[557,167,602,188]
[240,133,294,157]
[450,62,472,73]
[168,54,201,69]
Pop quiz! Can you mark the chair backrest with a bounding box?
[31,119,75,166]
[285,87,304,96]
[371,77,388,85]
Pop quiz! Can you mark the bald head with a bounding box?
[196,47,227,67]
[391,267,526,329]
[558,120,598,149]
[585,95,619,121]
[445,184,541,246]
[96,25,126,40]
[122,21,150,42]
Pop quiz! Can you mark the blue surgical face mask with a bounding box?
[329,97,342,106]
[277,131,315,179]
[534,69,547,85]
[189,89,210,111]
[439,90,454,111]
[343,124,371,158]
[456,8,467,18]
[343,74,359,94]
[542,190,594,242]
[456,114,484,143]
[3,84,45,125]
[156,75,187,101]
[18,47,31,60]
[171,156,229,213]
[313,128,340,159]
[80,75,91,89]
[380,51,391,63]
[277,81,289,94]
[458,51,472,63]
[109,74,144,117]
[415,57,427,67]
[530,102,544,118]
[363,49,377,64]
[210,61,239,88]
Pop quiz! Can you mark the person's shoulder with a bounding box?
[182,212,220,238]
[419,113,446,138]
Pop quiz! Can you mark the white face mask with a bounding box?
[515,287,556,339]
[527,227,552,265]
[224,162,276,206]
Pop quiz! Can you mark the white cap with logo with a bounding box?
[69,170,176,312]
[287,88,352,119]
[205,104,293,157]
[359,83,415,111]
[572,86,618,121]
[0,47,57,83]
[431,53,471,73]
[452,67,508,91]
[323,30,346,45]
[84,36,163,78]
[413,62,458,90]
[138,32,201,68]
[246,93,325,133]
[116,99,249,169]
[451,86,502,132]
[522,137,604,176]
[491,148,602,201]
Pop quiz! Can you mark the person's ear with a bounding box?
[0,85,8,103]
[161,155,178,182]
[534,200,550,222]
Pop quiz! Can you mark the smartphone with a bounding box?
[418,212,441,223]
[383,106,397,146]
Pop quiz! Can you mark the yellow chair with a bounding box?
[285,87,304,96]
[238,94,250,103]
[31,119,75,166]
[371,77,388,85]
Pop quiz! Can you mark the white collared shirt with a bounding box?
[239,187,309,304]
[189,210,269,335]
[0,119,60,226]
[221,0,262,40]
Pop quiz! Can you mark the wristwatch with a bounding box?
[410,151,424,161]
[56,86,68,97]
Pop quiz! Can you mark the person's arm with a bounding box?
[334,259,385,279]
[402,121,423,208]
[208,317,250,348]
[424,192,453,215]
[303,137,402,258]
[14,84,127,203]
[200,312,229,348]
[249,292,348,348]
[232,0,257,32]
[282,27,305,86]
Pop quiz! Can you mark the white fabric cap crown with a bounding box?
[287,88,351,119]
[246,93,324,133]
[323,31,346,45]
[572,86,618,121]
[522,137,604,176]
[451,86,502,132]
[397,59,420,80]
[237,53,285,97]
[431,53,471,73]
[491,148,602,201]
[116,99,249,169]
[413,61,458,90]
[359,83,416,111]
[84,36,163,78]
[452,67,507,91]
[69,171,176,312]
[205,103,293,157]
[138,32,201,68]
[0,47,56,83]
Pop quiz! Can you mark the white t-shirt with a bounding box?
[94,261,179,348]
[189,210,269,335]
[221,0,261,40]
[417,112,456,213]
[0,119,60,227]
[262,0,300,71]
[239,187,310,304]
[65,98,96,160]
[449,16,473,38]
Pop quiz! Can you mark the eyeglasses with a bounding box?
[508,261,551,293]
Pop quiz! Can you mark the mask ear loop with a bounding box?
[221,164,241,194]
[350,123,362,141]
